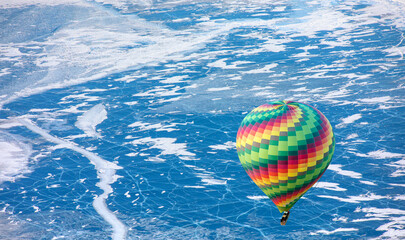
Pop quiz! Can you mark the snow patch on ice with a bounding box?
[358,96,392,104]
[207,59,245,69]
[360,180,377,186]
[200,177,227,185]
[310,228,358,235]
[354,150,404,159]
[314,182,347,191]
[75,104,107,138]
[247,196,268,200]
[282,8,350,37]
[130,137,195,160]
[160,75,189,84]
[0,0,88,8]
[207,87,232,92]
[128,120,191,133]
[353,207,405,239]
[385,159,405,177]
[328,164,362,179]
[184,185,205,189]
[317,193,387,203]
[346,133,358,140]
[243,63,278,74]
[336,114,362,128]
[0,133,32,184]
[185,164,229,186]
[209,141,235,151]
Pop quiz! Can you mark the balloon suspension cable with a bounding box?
[280,211,290,225]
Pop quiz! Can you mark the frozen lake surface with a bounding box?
[0,0,404,239]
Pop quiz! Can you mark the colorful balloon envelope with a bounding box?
[236,101,335,222]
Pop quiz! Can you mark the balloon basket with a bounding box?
[280,211,290,225]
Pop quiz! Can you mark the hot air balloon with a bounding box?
[236,101,335,225]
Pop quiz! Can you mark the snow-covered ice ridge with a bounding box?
[18,118,127,240]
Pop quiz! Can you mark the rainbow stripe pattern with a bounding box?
[236,101,335,212]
